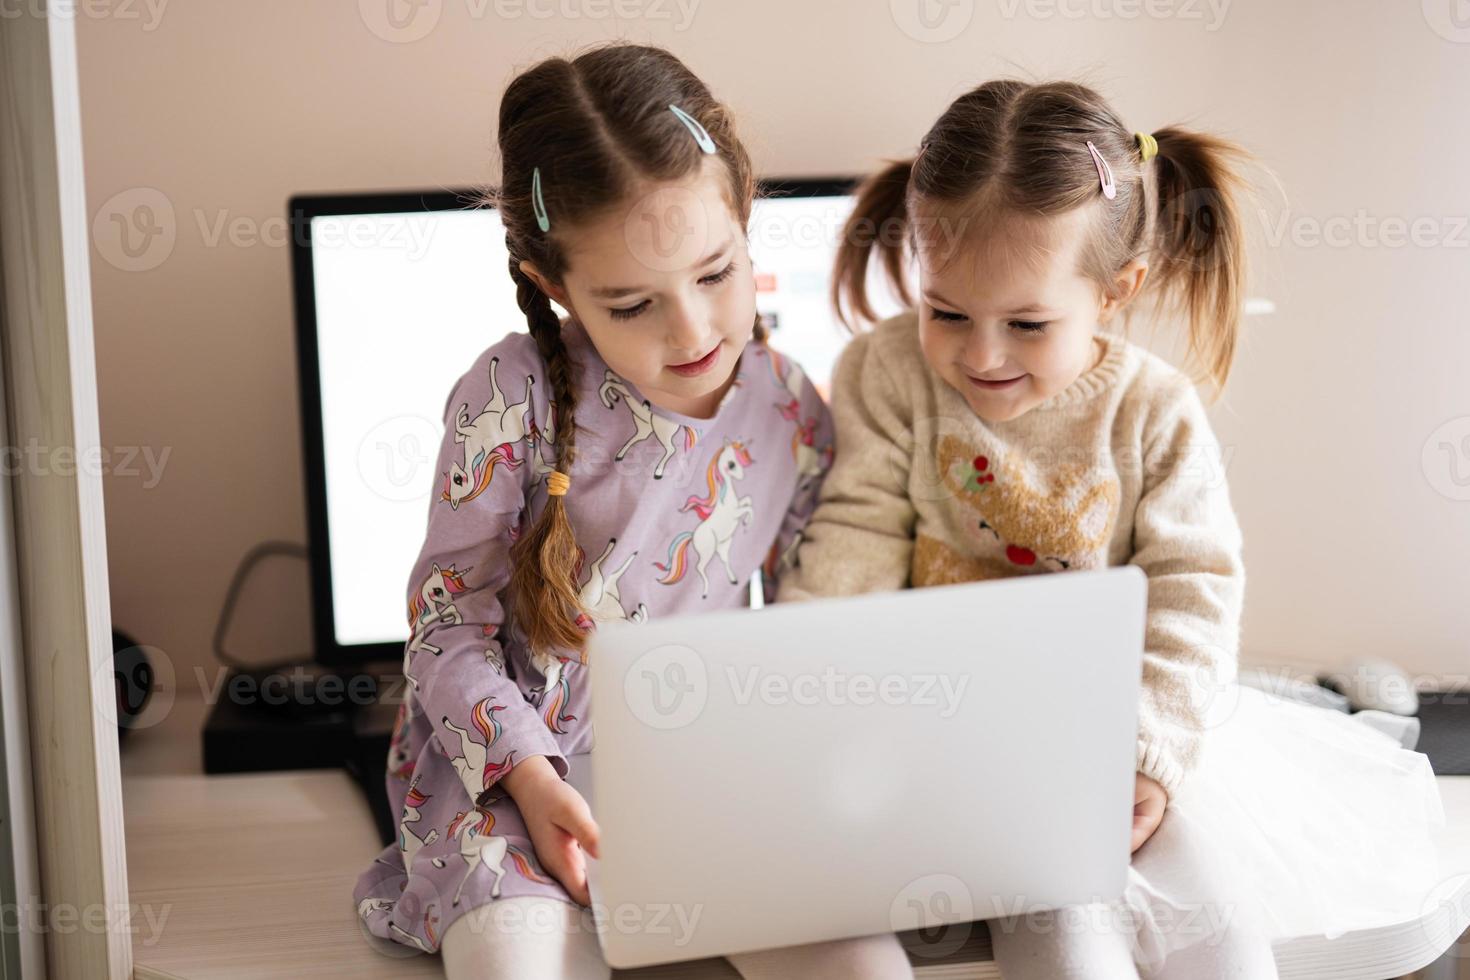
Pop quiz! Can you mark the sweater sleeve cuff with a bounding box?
[1137,736,1186,798]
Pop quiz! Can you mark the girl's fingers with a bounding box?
[545,832,591,906]
[559,805,602,860]
[1130,799,1164,852]
[559,839,590,905]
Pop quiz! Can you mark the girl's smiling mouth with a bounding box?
[966,373,1028,390]
[668,343,722,377]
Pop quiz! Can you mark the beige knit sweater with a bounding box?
[778,311,1245,796]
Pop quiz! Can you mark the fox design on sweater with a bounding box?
[912,434,1121,587]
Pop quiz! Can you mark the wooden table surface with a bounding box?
[123,766,1470,980]
[120,680,1470,980]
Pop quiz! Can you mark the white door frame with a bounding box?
[0,5,131,979]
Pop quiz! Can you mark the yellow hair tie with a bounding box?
[546,471,571,497]
[1135,131,1159,163]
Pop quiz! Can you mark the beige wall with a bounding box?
[76,0,1469,693]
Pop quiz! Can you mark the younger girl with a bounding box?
[781,80,1445,978]
[352,44,915,980]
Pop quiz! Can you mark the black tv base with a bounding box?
[201,664,399,846]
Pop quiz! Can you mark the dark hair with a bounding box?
[486,43,759,661]
[833,79,1252,390]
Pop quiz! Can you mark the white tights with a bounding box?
[439,896,914,980]
[988,804,1279,979]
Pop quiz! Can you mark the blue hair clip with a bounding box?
[532,166,550,232]
[669,105,717,154]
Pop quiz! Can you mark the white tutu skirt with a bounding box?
[1162,683,1446,941]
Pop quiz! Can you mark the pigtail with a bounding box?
[833,158,914,332]
[506,261,590,660]
[1147,126,1252,391]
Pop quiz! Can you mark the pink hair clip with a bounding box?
[1085,140,1116,200]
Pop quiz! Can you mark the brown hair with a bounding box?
[487,44,759,661]
[833,79,1252,391]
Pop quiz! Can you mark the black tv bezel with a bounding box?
[289,177,858,668]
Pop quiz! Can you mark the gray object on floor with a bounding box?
[1237,667,1351,713]
[1348,709,1422,750]
[1237,667,1422,750]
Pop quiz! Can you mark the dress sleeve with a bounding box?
[403,341,569,806]
[762,370,836,602]
[776,330,918,602]
[1129,381,1245,797]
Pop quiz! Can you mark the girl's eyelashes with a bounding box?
[699,260,736,286]
[606,260,738,321]
[928,305,967,322]
[927,306,1048,334]
[609,299,651,321]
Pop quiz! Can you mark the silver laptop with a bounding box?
[578,566,1147,968]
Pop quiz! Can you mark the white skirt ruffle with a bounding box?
[1167,683,1446,940]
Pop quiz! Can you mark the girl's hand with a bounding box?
[1131,773,1167,853]
[501,756,601,906]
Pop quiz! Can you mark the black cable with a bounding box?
[211,540,315,674]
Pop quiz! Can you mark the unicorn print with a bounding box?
[440,698,517,794]
[529,657,577,735]
[387,701,416,781]
[654,440,756,598]
[398,781,440,871]
[356,323,842,938]
[380,903,439,951]
[403,563,470,688]
[762,348,807,421]
[576,538,649,627]
[765,528,803,583]
[791,416,832,490]
[389,922,433,953]
[759,347,829,488]
[526,409,556,490]
[443,356,535,510]
[357,897,394,919]
[443,804,548,905]
[482,623,504,674]
[598,369,698,479]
